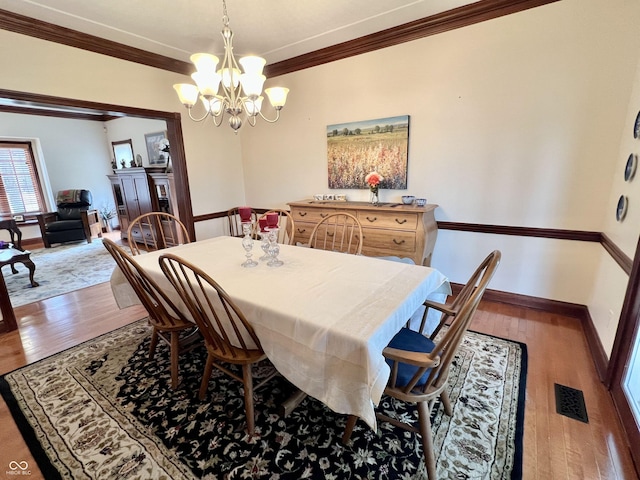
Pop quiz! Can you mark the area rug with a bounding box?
[0,321,527,479]
[3,239,116,308]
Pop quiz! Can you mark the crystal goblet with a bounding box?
[241,221,258,268]
[266,227,283,267]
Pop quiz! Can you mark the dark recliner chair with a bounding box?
[36,189,102,248]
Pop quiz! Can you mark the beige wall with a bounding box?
[2,0,640,356]
[240,0,640,355]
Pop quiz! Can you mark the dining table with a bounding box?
[110,235,451,430]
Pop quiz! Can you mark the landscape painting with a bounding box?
[327,115,410,189]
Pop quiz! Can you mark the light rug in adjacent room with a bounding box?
[3,239,116,308]
[0,321,527,479]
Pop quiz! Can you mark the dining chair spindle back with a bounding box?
[254,209,296,245]
[159,252,278,435]
[102,238,200,389]
[227,207,257,238]
[127,212,190,256]
[308,212,363,255]
[342,250,501,480]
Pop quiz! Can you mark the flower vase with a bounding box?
[370,189,379,205]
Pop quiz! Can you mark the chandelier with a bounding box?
[173,0,289,132]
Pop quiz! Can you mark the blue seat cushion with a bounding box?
[386,328,436,388]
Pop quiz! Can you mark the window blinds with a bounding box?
[0,142,46,217]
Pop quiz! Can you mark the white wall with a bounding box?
[239,0,640,356]
[588,51,640,356]
[105,117,167,168]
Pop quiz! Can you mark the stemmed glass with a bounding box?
[257,217,271,261]
[239,207,258,268]
[266,212,283,267]
[241,222,258,267]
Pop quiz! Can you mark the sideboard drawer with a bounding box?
[293,222,314,245]
[356,211,418,230]
[359,228,416,254]
[292,207,337,224]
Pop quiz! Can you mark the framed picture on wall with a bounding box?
[145,131,169,165]
[326,115,410,189]
[112,139,134,169]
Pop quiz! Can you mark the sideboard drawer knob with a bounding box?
[299,212,307,217]
[395,218,407,224]
[365,216,377,222]
[392,239,406,245]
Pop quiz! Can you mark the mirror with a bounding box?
[112,139,135,169]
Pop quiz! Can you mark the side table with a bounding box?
[0,218,23,251]
[0,247,38,332]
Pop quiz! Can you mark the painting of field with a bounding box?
[327,115,409,189]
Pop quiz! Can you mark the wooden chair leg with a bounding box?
[170,331,180,389]
[243,364,256,436]
[417,401,436,480]
[199,354,215,400]
[441,390,453,416]
[342,415,358,444]
[149,330,159,359]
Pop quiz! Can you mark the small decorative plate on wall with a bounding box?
[625,154,637,182]
[616,195,628,222]
[634,111,640,139]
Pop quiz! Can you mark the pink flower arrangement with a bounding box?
[365,171,384,193]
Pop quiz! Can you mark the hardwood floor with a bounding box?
[0,284,638,479]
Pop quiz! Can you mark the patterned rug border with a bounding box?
[0,321,148,480]
[469,329,528,480]
[0,322,528,479]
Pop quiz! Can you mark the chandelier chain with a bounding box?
[222,0,229,27]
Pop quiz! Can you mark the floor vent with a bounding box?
[554,383,589,423]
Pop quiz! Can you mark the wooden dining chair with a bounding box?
[127,212,190,256]
[227,207,257,237]
[253,209,296,245]
[103,238,201,389]
[159,252,278,435]
[342,250,501,480]
[308,212,363,255]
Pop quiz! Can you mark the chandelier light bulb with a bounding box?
[245,96,263,116]
[190,53,219,73]
[173,83,199,107]
[219,68,241,89]
[265,87,289,109]
[240,73,265,98]
[191,71,221,98]
[239,55,266,76]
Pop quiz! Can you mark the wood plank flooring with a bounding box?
[0,284,638,479]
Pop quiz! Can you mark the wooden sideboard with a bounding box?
[287,200,438,266]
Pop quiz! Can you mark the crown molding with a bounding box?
[0,8,192,75]
[0,0,560,79]
[265,0,560,77]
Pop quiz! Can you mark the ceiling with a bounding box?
[0,0,478,65]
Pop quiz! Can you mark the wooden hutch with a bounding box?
[108,167,179,243]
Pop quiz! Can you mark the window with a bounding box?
[0,141,46,217]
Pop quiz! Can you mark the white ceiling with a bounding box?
[0,0,478,64]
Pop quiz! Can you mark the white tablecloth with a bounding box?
[111,236,450,429]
